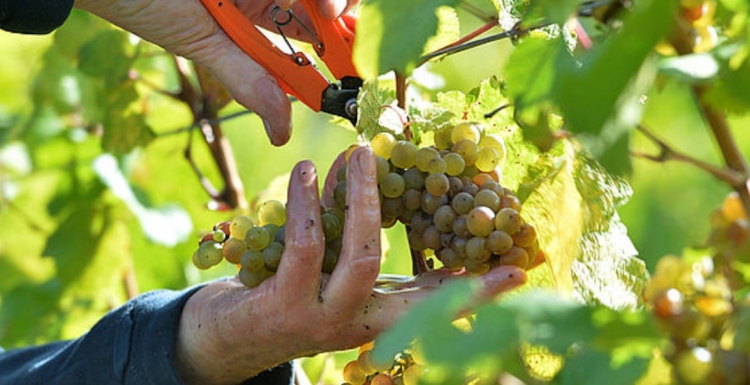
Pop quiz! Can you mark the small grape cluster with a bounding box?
[333,122,541,274]
[193,199,346,288]
[341,342,426,385]
[644,192,750,385]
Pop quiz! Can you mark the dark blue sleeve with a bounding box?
[0,0,75,34]
[0,286,294,385]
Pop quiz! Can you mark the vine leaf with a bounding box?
[355,80,398,139]
[354,0,462,78]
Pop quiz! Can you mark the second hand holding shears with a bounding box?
[199,0,362,124]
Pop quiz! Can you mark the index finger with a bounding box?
[323,147,381,311]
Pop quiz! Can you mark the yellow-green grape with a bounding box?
[467,206,496,237]
[245,226,271,251]
[443,152,465,176]
[451,122,481,144]
[475,146,500,172]
[222,237,247,264]
[342,360,368,385]
[500,246,529,269]
[451,192,474,215]
[674,347,713,385]
[426,157,447,175]
[376,155,391,183]
[321,211,343,240]
[240,249,265,272]
[478,134,506,162]
[424,173,450,196]
[371,132,397,159]
[474,189,501,212]
[192,250,210,270]
[466,236,491,263]
[259,200,286,226]
[239,267,272,288]
[263,241,284,272]
[415,147,440,172]
[434,127,453,150]
[721,192,747,222]
[322,248,338,274]
[451,139,479,166]
[495,207,522,234]
[433,205,457,232]
[390,140,418,169]
[487,230,513,254]
[370,373,396,385]
[381,172,406,198]
[230,215,254,240]
[357,350,379,375]
[195,240,223,268]
[211,229,227,243]
[512,223,537,248]
[402,364,426,385]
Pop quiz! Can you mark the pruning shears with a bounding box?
[199,0,362,124]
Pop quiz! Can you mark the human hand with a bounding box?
[172,147,528,385]
[73,0,358,146]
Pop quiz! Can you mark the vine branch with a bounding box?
[632,125,744,186]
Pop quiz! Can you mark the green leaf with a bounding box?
[355,79,399,139]
[370,279,474,365]
[523,0,587,27]
[354,0,462,78]
[79,29,134,81]
[557,348,651,385]
[101,111,155,154]
[659,53,720,83]
[505,36,570,107]
[554,0,678,174]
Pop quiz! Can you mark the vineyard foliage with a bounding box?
[2,0,750,383]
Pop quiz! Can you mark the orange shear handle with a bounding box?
[199,0,358,113]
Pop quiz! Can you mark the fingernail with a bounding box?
[350,147,375,181]
[297,161,317,185]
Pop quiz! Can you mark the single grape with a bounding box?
[407,229,428,251]
[333,180,348,209]
[451,192,475,214]
[487,230,514,254]
[196,240,223,267]
[371,373,396,385]
[336,165,348,182]
[358,349,391,374]
[474,189,501,212]
[213,221,231,236]
[464,258,491,274]
[476,147,499,173]
[437,247,463,270]
[230,215,255,240]
[472,173,495,189]
[434,205,457,232]
[721,192,746,221]
[222,237,247,264]
[371,132,397,159]
[403,189,422,211]
[448,176,464,196]
[467,206,496,237]
[322,247,338,274]
[238,267,272,288]
[495,207,522,234]
[402,168,426,191]
[262,241,284,272]
[343,360,368,385]
[245,226,271,251]
[415,147,440,172]
[192,250,210,270]
[466,236,491,263]
[452,139,479,166]
[402,364,426,385]
[259,200,286,227]
[425,157,447,175]
[321,211,343,240]
[240,249,265,272]
[461,181,479,196]
[425,173,450,196]
[390,140,418,169]
[421,192,448,215]
[212,229,227,243]
[410,211,433,234]
[652,288,684,319]
[451,122,481,144]
[452,236,468,258]
[478,134,506,161]
[434,127,453,150]
[500,194,522,211]
[423,225,442,250]
[674,347,713,385]
[381,172,406,198]
[443,152,466,176]
[376,155,390,183]
[382,196,405,219]
[440,232,454,249]
[452,215,471,239]
[499,246,529,269]
[512,223,537,247]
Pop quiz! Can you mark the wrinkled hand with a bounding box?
[173,147,528,385]
[74,0,357,145]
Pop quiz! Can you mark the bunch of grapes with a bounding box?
[340,342,426,385]
[644,192,750,384]
[340,122,542,275]
[192,199,346,288]
[193,121,541,288]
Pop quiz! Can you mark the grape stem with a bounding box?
[631,125,745,186]
[669,18,750,215]
[171,58,249,210]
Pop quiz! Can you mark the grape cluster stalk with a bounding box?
[644,192,750,385]
[192,121,542,290]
